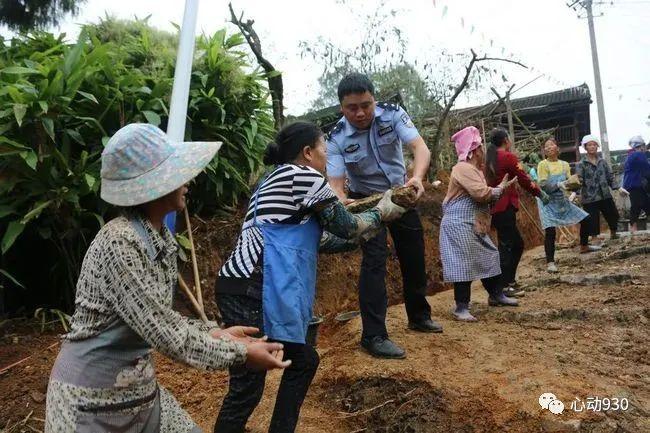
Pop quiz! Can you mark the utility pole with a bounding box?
[569,0,611,164]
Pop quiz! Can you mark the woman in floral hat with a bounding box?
[45,123,289,433]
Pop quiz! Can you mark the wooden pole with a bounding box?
[183,207,204,310]
[519,201,544,236]
[179,275,208,323]
[480,118,487,144]
[506,92,515,150]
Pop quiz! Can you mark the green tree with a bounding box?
[0,0,86,31]
[0,18,274,313]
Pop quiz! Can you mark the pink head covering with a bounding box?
[451,126,482,161]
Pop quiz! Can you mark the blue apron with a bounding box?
[252,187,322,344]
[536,173,588,229]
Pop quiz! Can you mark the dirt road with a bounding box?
[1,234,648,433]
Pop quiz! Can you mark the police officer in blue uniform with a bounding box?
[327,73,443,359]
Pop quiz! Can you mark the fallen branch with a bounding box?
[0,342,59,376]
[337,398,395,418]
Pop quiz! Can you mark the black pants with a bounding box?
[544,227,557,263]
[629,187,650,225]
[580,198,619,245]
[491,205,524,287]
[349,193,432,339]
[453,275,501,304]
[214,293,319,433]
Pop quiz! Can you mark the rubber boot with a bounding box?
[453,302,477,321]
[488,292,519,307]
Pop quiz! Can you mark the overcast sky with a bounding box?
[2,0,648,150]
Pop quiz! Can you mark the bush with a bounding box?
[0,18,274,313]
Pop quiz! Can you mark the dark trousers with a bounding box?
[350,192,432,339]
[214,294,319,433]
[629,187,650,225]
[453,275,501,304]
[580,198,619,245]
[544,227,556,263]
[491,205,524,287]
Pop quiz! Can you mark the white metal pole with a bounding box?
[164,0,199,233]
[167,0,200,142]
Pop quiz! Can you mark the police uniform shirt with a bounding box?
[326,102,420,196]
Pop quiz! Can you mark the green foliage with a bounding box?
[0,18,273,311]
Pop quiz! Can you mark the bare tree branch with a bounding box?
[477,57,527,69]
[229,2,284,129]
[428,49,527,177]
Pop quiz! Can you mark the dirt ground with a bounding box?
[1,193,648,432]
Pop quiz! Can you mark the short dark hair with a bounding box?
[337,73,375,102]
[263,121,323,165]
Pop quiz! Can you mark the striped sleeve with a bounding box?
[291,165,337,209]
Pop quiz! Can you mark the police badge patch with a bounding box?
[401,113,415,128]
[344,143,360,153]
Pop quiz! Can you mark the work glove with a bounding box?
[539,190,551,205]
[374,190,406,222]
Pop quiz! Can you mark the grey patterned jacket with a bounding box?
[576,156,618,204]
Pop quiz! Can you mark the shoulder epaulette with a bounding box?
[377,101,400,111]
[327,121,345,140]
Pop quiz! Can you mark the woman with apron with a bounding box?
[213,121,405,433]
[536,138,589,272]
[439,126,519,322]
[45,123,290,433]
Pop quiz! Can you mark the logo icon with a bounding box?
[539,393,557,410]
[539,392,564,415]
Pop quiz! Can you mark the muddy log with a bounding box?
[346,186,418,213]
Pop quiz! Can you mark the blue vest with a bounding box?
[252,188,322,344]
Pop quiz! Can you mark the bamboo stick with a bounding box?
[178,275,208,323]
[183,207,204,310]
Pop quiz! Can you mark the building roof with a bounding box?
[455,84,592,119]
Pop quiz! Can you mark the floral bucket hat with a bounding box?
[100,123,221,206]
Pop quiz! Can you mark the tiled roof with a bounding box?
[456,84,591,118]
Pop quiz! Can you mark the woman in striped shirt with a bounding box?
[213,121,405,433]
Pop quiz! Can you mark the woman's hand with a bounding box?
[498,173,517,190]
[539,190,551,205]
[375,190,406,222]
[245,341,291,371]
[210,326,261,343]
